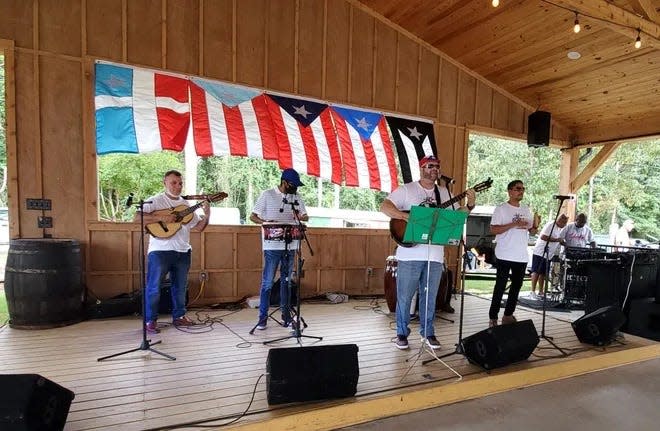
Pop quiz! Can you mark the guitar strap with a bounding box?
[433,184,442,208]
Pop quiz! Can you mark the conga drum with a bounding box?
[384,256,398,313]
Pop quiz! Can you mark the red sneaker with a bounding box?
[173,316,195,327]
[145,321,160,334]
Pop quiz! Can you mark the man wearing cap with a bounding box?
[250,168,309,330]
[381,155,476,350]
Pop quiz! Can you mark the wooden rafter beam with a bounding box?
[570,142,622,191]
[556,0,660,41]
[629,0,660,24]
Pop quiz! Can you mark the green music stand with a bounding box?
[403,206,467,246]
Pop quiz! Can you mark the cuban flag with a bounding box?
[94,62,190,155]
[190,78,278,159]
[385,115,437,183]
[331,107,399,193]
[265,94,342,185]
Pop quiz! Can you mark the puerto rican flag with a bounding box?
[385,116,437,183]
[189,78,278,159]
[265,94,342,185]
[94,62,190,155]
[331,107,399,193]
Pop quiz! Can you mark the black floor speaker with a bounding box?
[623,298,660,341]
[0,374,75,430]
[266,344,359,405]
[462,319,539,370]
[572,305,626,346]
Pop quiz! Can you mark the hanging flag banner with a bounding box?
[265,94,342,185]
[331,106,399,193]
[385,116,437,183]
[190,78,278,159]
[94,62,190,155]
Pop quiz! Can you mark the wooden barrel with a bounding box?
[4,239,84,329]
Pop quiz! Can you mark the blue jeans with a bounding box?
[145,250,191,322]
[258,249,295,322]
[396,260,444,338]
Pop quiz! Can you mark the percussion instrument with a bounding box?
[262,223,304,242]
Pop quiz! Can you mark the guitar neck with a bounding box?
[176,199,206,219]
[439,191,467,209]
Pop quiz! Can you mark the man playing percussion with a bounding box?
[560,213,596,249]
[381,155,476,350]
[250,168,308,330]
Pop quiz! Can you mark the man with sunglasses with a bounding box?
[250,168,308,330]
[488,180,539,328]
[381,155,476,350]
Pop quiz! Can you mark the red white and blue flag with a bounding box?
[385,116,437,183]
[331,107,399,192]
[265,94,342,185]
[189,78,278,159]
[94,62,190,155]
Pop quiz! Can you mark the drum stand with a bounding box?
[98,199,176,362]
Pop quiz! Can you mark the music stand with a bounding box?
[400,206,466,381]
[98,199,176,362]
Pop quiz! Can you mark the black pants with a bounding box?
[489,259,527,319]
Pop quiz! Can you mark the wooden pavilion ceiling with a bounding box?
[356,0,660,145]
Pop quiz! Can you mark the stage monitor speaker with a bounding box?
[462,319,539,370]
[0,374,75,431]
[266,344,359,405]
[623,298,660,341]
[527,111,551,147]
[572,305,626,346]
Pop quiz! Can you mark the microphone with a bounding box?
[440,175,455,184]
[125,193,134,208]
[279,197,286,213]
[553,195,575,200]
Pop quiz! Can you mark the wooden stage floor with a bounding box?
[0,294,658,431]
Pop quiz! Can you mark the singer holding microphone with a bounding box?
[250,168,308,330]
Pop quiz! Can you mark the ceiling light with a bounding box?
[634,29,642,49]
[567,51,581,60]
[573,12,580,33]
[492,0,500,7]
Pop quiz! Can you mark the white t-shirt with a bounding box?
[491,202,532,263]
[252,187,307,251]
[142,193,201,253]
[561,223,594,248]
[386,181,459,263]
[532,221,563,257]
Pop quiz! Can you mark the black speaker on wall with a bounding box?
[527,111,551,147]
[461,319,539,370]
[266,344,359,405]
[572,305,626,346]
[0,374,75,430]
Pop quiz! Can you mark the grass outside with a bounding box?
[464,277,533,295]
[0,289,7,324]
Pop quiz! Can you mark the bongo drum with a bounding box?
[262,223,304,241]
[384,256,398,313]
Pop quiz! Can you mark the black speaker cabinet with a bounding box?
[572,306,626,346]
[0,374,75,431]
[527,111,551,147]
[266,344,359,405]
[462,319,539,370]
[624,298,660,341]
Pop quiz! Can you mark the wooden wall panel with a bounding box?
[300,270,319,296]
[475,80,493,127]
[86,0,123,61]
[396,35,418,114]
[201,0,233,81]
[508,101,525,134]
[325,0,350,102]
[39,0,81,57]
[40,57,85,240]
[235,0,266,87]
[0,0,33,49]
[298,0,325,98]
[166,0,199,74]
[320,234,343,267]
[457,71,476,125]
[343,235,366,266]
[266,0,295,92]
[349,8,374,107]
[320,269,344,292]
[418,48,439,119]
[492,91,510,131]
[90,231,129,271]
[373,20,397,110]
[87,275,130,298]
[367,234,392,266]
[436,125,457,175]
[236,231,263,269]
[127,0,163,68]
[205,272,234,299]
[237,270,262,298]
[438,59,458,125]
[203,232,234,269]
[14,52,40,238]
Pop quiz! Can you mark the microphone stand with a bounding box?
[263,195,322,346]
[538,198,568,356]
[98,198,176,361]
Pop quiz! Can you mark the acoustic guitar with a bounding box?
[145,192,228,238]
[389,178,493,247]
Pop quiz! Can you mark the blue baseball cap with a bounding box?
[281,168,304,187]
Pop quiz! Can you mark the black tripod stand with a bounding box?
[98,199,176,361]
[537,198,569,356]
